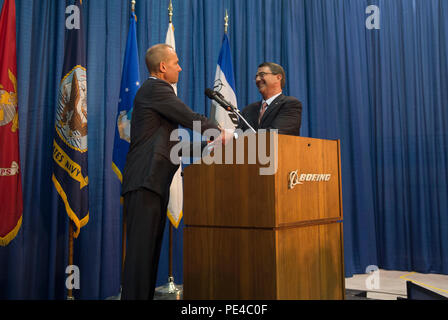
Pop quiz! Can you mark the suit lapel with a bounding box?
[259,94,284,125]
[249,102,261,129]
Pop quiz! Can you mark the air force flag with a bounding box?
[112,12,140,183]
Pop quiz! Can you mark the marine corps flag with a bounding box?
[0,0,23,246]
[52,0,88,238]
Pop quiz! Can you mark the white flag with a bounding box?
[166,22,177,95]
[210,33,239,130]
[166,22,183,228]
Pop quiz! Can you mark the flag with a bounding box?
[165,21,183,228]
[52,0,88,238]
[210,33,239,130]
[112,11,140,184]
[0,0,22,246]
[165,22,177,95]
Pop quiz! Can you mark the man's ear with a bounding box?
[276,74,282,83]
[159,61,166,73]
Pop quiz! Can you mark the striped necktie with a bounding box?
[258,101,268,124]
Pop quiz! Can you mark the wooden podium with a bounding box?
[183,133,345,300]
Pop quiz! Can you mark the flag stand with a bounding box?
[154,223,182,299]
[67,221,75,300]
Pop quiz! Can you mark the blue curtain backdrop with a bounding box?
[0,0,447,299]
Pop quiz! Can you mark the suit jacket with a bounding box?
[122,77,219,197]
[239,94,302,136]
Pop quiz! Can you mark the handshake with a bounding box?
[212,128,235,147]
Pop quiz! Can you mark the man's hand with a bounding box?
[215,128,234,145]
[209,129,235,146]
[205,129,234,156]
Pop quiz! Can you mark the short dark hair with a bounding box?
[258,62,286,88]
[145,44,174,73]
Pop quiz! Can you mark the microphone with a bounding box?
[204,88,256,133]
[204,88,237,111]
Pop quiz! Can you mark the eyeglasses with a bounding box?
[255,72,274,80]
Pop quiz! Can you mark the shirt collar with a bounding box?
[262,92,282,107]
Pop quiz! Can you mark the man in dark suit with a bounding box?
[239,62,302,136]
[121,44,231,300]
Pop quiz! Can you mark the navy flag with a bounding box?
[52,0,88,238]
[112,10,140,184]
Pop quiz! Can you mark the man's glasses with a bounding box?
[255,72,274,80]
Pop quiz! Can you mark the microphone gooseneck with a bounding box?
[204,88,256,133]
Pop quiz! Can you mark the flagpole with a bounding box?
[154,1,181,299]
[167,0,174,286]
[121,197,126,285]
[119,0,137,299]
[166,0,181,296]
[224,9,229,34]
[131,0,136,12]
[168,0,173,23]
[67,221,74,300]
[169,220,173,280]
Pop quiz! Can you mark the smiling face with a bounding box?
[255,66,283,100]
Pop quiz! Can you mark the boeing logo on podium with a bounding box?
[288,171,332,189]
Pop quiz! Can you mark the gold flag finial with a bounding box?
[168,0,173,23]
[224,10,229,34]
[131,0,136,13]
